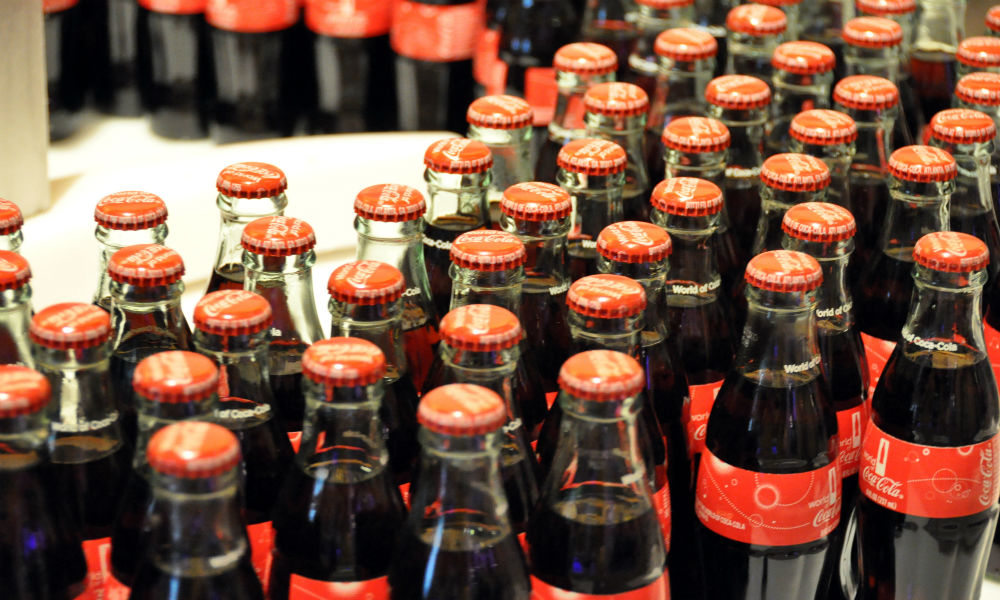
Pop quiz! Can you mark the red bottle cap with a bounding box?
[583,82,650,117]
[856,0,914,15]
[771,41,836,74]
[650,177,724,216]
[418,383,508,435]
[500,182,573,221]
[637,0,694,8]
[655,28,719,61]
[439,304,523,351]
[887,145,957,182]
[29,303,111,350]
[567,274,647,318]
[327,260,405,305]
[354,183,426,222]
[833,75,899,110]
[988,5,1000,32]
[0,251,31,291]
[745,250,823,292]
[726,4,787,36]
[790,109,858,145]
[957,37,1000,68]
[597,221,672,264]
[241,216,317,257]
[147,422,242,479]
[194,290,273,336]
[760,153,831,192]
[704,75,772,109]
[133,351,219,404]
[94,191,168,231]
[842,17,903,48]
[302,337,387,387]
[0,200,22,235]
[0,366,50,418]
[661,116,731,153]
[423,138,493,174]
[553,42,619,75]
[467,95,534,129]
[216,162,287,199]
[955,72,1000,107]
[205,0,298,33]
[450,230,526,271]
[558,350,645,401]
[913,231,990,273]
[556,139,628,175]
[108,244,185,286]
[928,108,997,145]
[781,202,857,242]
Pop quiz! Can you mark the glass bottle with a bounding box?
[241,216,325,433]
[556,138,628,280]
[327,260,421,486]
[0,251,35,366]
[856,0,915,56]
[583,81,652,221]
[466,95,535,225]
[107,244,193,445]
[422,137,493,321]
[91,0,143,116]
[91,190,169,311]
[752,153,832,256]
[579,0,637,79]
[788,109,859,212]
[269,337,407,599]
[353,183,439,392]
[626,0,698,96]
[130,421,264,599]
[957,37,1000,79]
[955,72,1000,134]
[0,199,24,253]
[757,0,804,39]
[724,3,787,79]
[528,350,671,598]
[44,0,86,141]
[857,231,999,600]
[800,0,852,71]
[207,162,289,295]
[696,250,840,600]
[908,0,964,123]
[387,383,531,599]
[765,41,837,156]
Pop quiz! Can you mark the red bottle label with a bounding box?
[399,481,411,507]
[43,0,79,12]
[288,430,303,452]
[305,0,392,37]
[683,380,725,458]
[137,0,207,14]
[73,537,130,600]
[837,402,869,477]
[695,449,841,546]
[652,483,672,552]
[524,67,557,127]
[530,570,670,599]
[248,521,275,589]
[473,28,502,86]
[984,319,1000,389]
[859,421,1000,519]
[859,332,895,402]
[289,574,390,599]
[205,0,299,33]
[390,0,485,62]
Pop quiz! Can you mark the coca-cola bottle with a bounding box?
[583,82,652,221]
[204,0,299,142]
[957,37,1000,79]
[856,0,916,54]
[110,351,219,584]
[858,231,999,600]
[137,0,211,138]
[781,203,870,600]
[387,383,531,599]
[91,191,169,311]
[497,181,573,392]
[466,95,535,224]
[130,421,264,599]
[765,41,837,156]
[0,199,24,253]
[705,74,771,252]
[422,304,541,532]
[627,0,698,96]
[91,0,143,115]
[304,0,396,133]
[44,0,86,141]
[528,350,671,598]
[269,337,407,599]
[757,0,804,39]
[696,250,841,600]
[208,162,288,294]
[908,0,963,125]
[855,145,954,395]
[989,5,1000,36]
[0,365,88,599]
[422,138,493,321]
[955,72,1000,138]
[535,43,619,182]
[472,0,507,97]
[327,260,421,484]
[579,0,637,78]
[799,0,850,71]
[107,244,193,444]
[391,0,483,132]
[0,252,34,366]
[788,109,858,212]
[752,153,832,255]
[353,183,439,392]
[29,303,131,597]
[724,3,787,78]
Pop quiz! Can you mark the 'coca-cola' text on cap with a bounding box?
[133,351,219,403]
[597,221,672,264]
[424,138,493,174]
[354,183,426,222]
[781,202,857,242]
[887,145,957,182]
[913,231,990,273]
[95,191,168,231]
[439,304,523,351]
[0,251,31,291]
[833,75,899,110]
[557,139,628,175]
[30,303,111,350]
[842,17,903,48]
[726,3,787,36]
[241,216,317,257]
[567,274,647,318]
[655,28,718,61]
[467,95,534,129]
[450,230,526,271]
[957,37,1000,69]
[928,109,997,145]
[661,116,731,153]
[147,421,242,478]
[0,199,23,236]
[194,290,273,336]
[0,365,50,418]
[553,42,619,75]
[108,244,185,287]
[500,182,573,221]
[650,177,724,216]
[327,260,405,305]
[216,162,287,199]
[418,383,508,435]
[771,41,836,74]
[584,82,650,117]
[956,72,1000,107]
[303,337,387,387]
[789,109,858,146]
[745,250,823,292]
[704,75,772,110]
[558,350,645,401]
[761,153,831,192]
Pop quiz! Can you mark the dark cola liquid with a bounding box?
[665,299,735,388]
[206,263,246,295]
[424,215,486,320]
[130,556,264,600]
[403,323,438,394]
[220,413,294,524]
[514,352,549,440]
[847,172,890,272]
[535,134,571,184]
[0,462,88,600]
[725,179,762,254]
[520,287,571,393]
[951,203,1000,285]
[910,52,957,131]
[854,250,912,344]
[820,327,868,413]
[45,3,86,141]
[138,10,211,139]
[308,34,396,133]
[92,0,144,115]
[209,27,298,143]
[528,485,666,593]
[395,57,474,133]
[581,21,636,80]
[644,129,666,187]
[111,472,153,584]
[52,437,132,540]
[269,466,406,598]
[567,243,599,282]
[269,371,306,434]
[383,375,421,485]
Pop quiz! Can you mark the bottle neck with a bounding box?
[782,238,856,332]
[664,149,727,189]
[448,265,524,313]
[648,57,716,131]
[549,71,616,139]
[355,217,437,329]
[708,106,767,179]
[771,70,833,120]
[0,286,34,367]
[0,410,49,471]
[569,310,643,357]
[93,224,168,310]
[0,230,23,254]
[467,125,535,205]
[754,187,829,254]
[928,139,996,219]
[879,178,953,253]
[424,170,491,227]
[298,378,390,476]
[194,330,276,424]
[557,171,626,243]
[844,45,901,81]
[110,281,191,351]
[846,106,896,169]
[584,113,650,198]
[439,344,522,416]
[912,0,965,54]
[243,252,324,346]
[657,212,724,306]
[499,215,571,292]
[737,287,823,386]
[903,265,987,362]
[133,396,218,472]
[596,258,669,340]
[328,300,409,380]
[726,31,783,79]
[212,193,288,281]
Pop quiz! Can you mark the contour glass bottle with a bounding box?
[765,41,837,156]
[725,3,787,79]
[787,109,859,212]
[0,199,24,253]
[466,95,536,224]
[0,252,34,367]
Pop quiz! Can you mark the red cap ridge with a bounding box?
[790,109,858,145]
[0,251,31,291]
[108,244,184,286]
[439,304,523,351]
[327,260,405,305]
[856,0,914,15]
[424,138,493,174]
[745,250,823,292]
[955,72,1000,107]
[147,422,241,479]
[957,37,1000,69]
[303,337,387,387]
[500,182,573,221]
[761,153,831,192]
[567,274,647,318]
[354,183,426,222]
[655,28,718,61]
[241,216,316,257]
[133,351,219,403]
[704,75,772,109]
[30,303,111,349]
[914,231,990,273]
[216,162,287,198]
[888,145,957,182]
[95,191,168,230]
[450,230,526,271]
[467,95,534,129]
[781,202,857,242]
[0,366,50,418]
[194,290,272,336]
[726,4,787,36]
[661,116,731,153]
[842,17,903,48]
[558,350,645,401]
[833,75,899,110]
[597,221,672,264]
[584,82,650,117]
[418,384,508,435]
[650,177,724,216]
[0,200,22,236]
[557,139,628,175]
[553,42,619,75]
[928,109,997,145]
[771,41,836,74]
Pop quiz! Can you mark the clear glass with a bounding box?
[627,4,698,89]
[467,123,534,217]
[766,69,834,155]
[0,230,23,254]
[580,0,637,75]
[843,43,918,148]
[800,0,854,52]
[909,0,964,119]
[709,103,768,251]
[646,55,716,137]
[92,223,168,310]
[0,285,33,367]
[739,285,824,384]
[449,264,524,312]
[585,111,650,220]
[955,98,1000,144]
[557,169,626,280]
[726,30,785,79]
[788,139,856,211]
[207,191,287,294]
